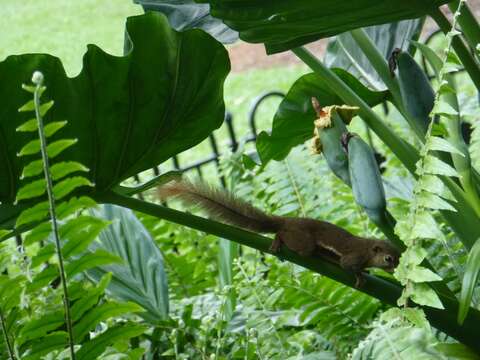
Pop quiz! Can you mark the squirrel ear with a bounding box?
[373,245,382,253]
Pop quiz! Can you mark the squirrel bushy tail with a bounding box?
[158,179,284,233]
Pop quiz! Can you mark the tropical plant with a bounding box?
[2,0,480,358]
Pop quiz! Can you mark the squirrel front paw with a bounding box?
[269,239,282,253]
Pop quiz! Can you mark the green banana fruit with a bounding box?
[344,133,386,224]
[395,49,435,137]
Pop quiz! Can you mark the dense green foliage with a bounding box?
[1,0,480,358]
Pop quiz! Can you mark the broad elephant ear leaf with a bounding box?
[136,0,238,43]
[256,70,387,164]
[324,19,423,91]
[0,12,230,227]
[86,204,169,325]
[196,0,449,54]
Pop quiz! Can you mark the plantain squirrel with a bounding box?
[158,179,400,287]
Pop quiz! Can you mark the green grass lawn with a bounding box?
[0,0,143,76]
[0,0,309,175]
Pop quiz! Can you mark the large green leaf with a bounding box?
[86,204,169,324]
[324,19,422,90]
[136,1,238,43]
[76,323,147,360]
[21,332,69,360]
[218,238,238,320]
[0,12,229,227]
[73,301,143,340]
[196,0,450,54]
[256,70,387,164]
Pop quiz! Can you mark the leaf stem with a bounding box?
[448,1,480,54]
[98,190,480,351]
[113,170,182,196]
[429,6,480,91]
[283,159,306,217]
[32,72,76,359]
[442,85,480,217]
[349,28,425,140]
[0,309,15,360]
[347,30,400,101]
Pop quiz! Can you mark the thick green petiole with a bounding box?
[430,7,480,91]
[443,96,480,218]
[348,28,425,138]
[349,28,403,102]
[114,170,182,196]
[415,40,480,219]
[448,1,480,54]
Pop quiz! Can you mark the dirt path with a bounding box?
[228,41,326,72]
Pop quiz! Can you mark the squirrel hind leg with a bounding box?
[269,233,283,253]
[271,230,316,257]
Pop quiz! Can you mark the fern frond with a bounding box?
[394,1,470,310]
[352,309,478,359]
[0,72,139,360]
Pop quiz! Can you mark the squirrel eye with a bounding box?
[384,255,393,263]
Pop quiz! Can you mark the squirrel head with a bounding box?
[366,240,400,272]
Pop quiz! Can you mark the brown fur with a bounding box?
[159,179,400,286]
[158,179,284,233]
